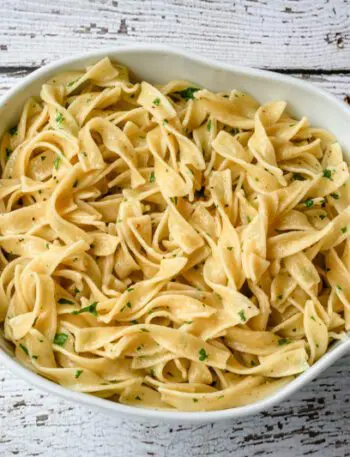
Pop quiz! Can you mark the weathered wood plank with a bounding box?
[1,355,349,457]
[0,0,349,70]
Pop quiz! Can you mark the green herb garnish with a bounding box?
[207,120,212,132]
[54,157,60,170]
[304,198,314,208]
[149,172,155,183]
[55,112,64,126]
[53,333,68,346]
[153,97,161,106]
[198,348,208,361]
[19,344,29,355]
[238,310,246,322]
[278,338,291,346]
[75,370,83,379]
[322,169,333,180]
[176,87,199,101]
[330,193,339,200]
[9,126,18,136]
[58,298,74,305]
[72,302,98,316]
[292,173,306,181]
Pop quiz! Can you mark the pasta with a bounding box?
[0,57,349,412]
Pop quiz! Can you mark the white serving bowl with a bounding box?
[0,45,349,424]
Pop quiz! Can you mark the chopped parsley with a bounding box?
[149,172,155,183]
[163,119,168,125]
[341,226,347,234]
[170,196,178,205]
[5,147,12,159]
[40,155,46,161]
[311,316,316,321]
[19,344,29,355]
[207,120,212,132]
[54,157,60,170]
[227,246,233,251]
[9,126,18,136]
[175,87,199,100]
[135,395,142,400]
[120,301,132,313]
[292,173,306,181]
[238,310,246,322]
[55,112,64,126]
[336,284,343,291]
[58,298,74,305]
[304,198,314,208]
[127,287,134,292]
[322,169,333,180]
[278,338,290,346]
[53,333,68,346]
[67,78,79,88]
[330,193,339,200]
[192,398,199,403]
[153,97,161,106]
[131,320,138,325]
[72,301,98,316]
[198,347,208,361]
[74,370,83,379]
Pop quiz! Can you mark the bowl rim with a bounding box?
[1,44,350,423]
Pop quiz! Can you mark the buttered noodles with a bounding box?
[0,58,349,411]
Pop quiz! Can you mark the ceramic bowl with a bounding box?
[0,45,349,423]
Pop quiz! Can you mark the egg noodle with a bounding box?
[0,57,349,411]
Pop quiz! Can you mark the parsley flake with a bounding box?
[322,169,333,180]
[149,172,155,183]
[53,333,68,346]
[330,193,339,200]
[74,370,83,379]
[175,87,199,100]
[55,112,64,126]
[54,157,60,170]
[153,97,161,106]
[58,298,74,305]
[72,302,98,316]
[278,338,290,346]
[198,348,208,361]
[292,173,306,181]
[9,126,18,136]
[304,198,314,208]
[238,310,246,322]
[19,344,29,355]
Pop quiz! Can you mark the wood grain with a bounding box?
[1,355,350,457]
[0,0,349,70]
[1,1,350,456]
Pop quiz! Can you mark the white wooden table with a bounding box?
[1,1,350,456]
